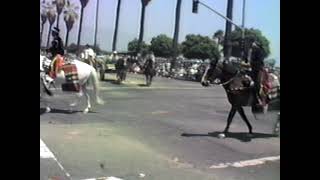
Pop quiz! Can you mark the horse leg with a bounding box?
[149,75,153,85]
[40,85,51,113]
[43,98,51,113]
[82,86,91,114]
[237,107,253,134]
[145,75,149,85]
[223,106,237,133]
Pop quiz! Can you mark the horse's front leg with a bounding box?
[40,92,51,113]
[223,106,237,134]
[237,107,253,135]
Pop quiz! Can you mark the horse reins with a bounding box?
[212,71,239,86]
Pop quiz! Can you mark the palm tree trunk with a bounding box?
[77,7,85,51]
[47,24,53,48]
[65,29,70,49]
[112,0,121,52]
[94,0,100,52]
[137,4,146,54]
[172,0,182,70]
[40,23,45,47]
[56,14,60,29]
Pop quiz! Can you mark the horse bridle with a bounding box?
[211,66,239,86]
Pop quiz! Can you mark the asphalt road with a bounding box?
[40,73,280,180]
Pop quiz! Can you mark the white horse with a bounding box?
[40,55,104,114]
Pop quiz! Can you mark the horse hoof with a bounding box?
[97,99,105,105]
[70,102,77,107]
[45,107,51,113]
[83,108,89,114]
[218,133,226,139]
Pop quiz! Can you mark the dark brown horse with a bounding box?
[201,60,279,137]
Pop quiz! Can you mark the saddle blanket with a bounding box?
[61,64,80,92]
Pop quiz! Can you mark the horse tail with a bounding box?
[89,67,104,105]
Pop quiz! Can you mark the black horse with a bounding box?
[115,57,127,84]
[143,57,156,86]
[201,60,280,137]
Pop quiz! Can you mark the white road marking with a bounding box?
[41,139,124,180]
[40,139,71,178]
[209,155,280,169]
[81,177,123,180]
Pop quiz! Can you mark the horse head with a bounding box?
[201,60,222,86]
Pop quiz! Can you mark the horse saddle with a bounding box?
[61,63,80,92]
[227,74,253,93]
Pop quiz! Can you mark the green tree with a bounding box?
[77,0,89,50]
[64,0,79,47]
[230,28,271,60]
[128,38,149,54]
[181,34,220,60]
[150,34,177,58]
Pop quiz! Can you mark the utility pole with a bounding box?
[172,0,182,71]
[112,0,122,52]
[223,0,233,60]
[241,0,246,62]
[94,0,100,52]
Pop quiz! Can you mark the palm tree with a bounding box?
[77,0,89,50]
[64,0,79,48]
[172,0,182,70]
[46,2,57,48]
[112,0,121,52]
[40,0,48,47]
[213,30,224,48]
[53,0,66,29]
[94,0,100,52]
[137,0,151,54]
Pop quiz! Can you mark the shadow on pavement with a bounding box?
[138,84,148,87]
[102,78,118,83]
[40,108,98,115]
[181,131,278,142]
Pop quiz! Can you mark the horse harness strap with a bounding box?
[214,71,239,86]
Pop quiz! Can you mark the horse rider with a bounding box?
[241,41,266,106]
[143,52,155,69]
[42,27,65,92]
[83,44,96,68]
[115,55,128,81]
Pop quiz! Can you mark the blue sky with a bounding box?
[41,0,280,65]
